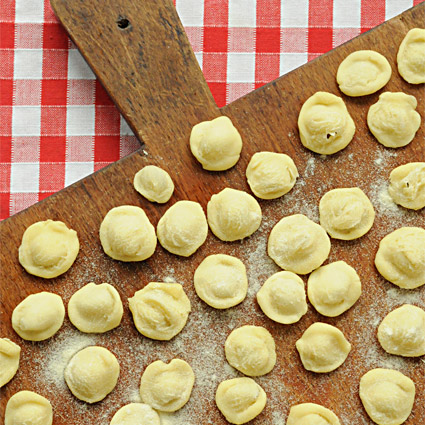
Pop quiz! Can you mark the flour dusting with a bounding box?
[34,332,98,390]
[11,126,425,424]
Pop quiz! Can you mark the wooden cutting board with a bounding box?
[1,1,424,423]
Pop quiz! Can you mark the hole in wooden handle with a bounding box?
[117,17,130,30]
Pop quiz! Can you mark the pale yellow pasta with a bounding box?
[296,322,351,373]
[216,377,266,424]
[375,227,425,289]
[319,188,375,240]
[378,304,425,357]
[286,403,341,425]
[268,214,330,274]
[134,165,174,203]
[110,403,161,425]
[360,368,415,425]
[139,359,195,412]
[5,391,52,425]
[256,271,307,324]
[367,92,421,148]
[129,282,191,340]
[100,205,156,262]
[298,92,355,155]
[12,292,65,341]
[157,200,208,256]
[68,282,123,333]
[388,162,425,210]
[307,261,362,317]
[225,325,276,376]
[64,346,120,404]
[190,116,242,171]
[207,188,262,241]
[0,338,21,388]
[18,219,79,278]
[337,50,391,96]
[194,254,248,309]
[246,152,298,199]
[397,28,425,84]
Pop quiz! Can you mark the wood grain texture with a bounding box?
[49,0,220,145]
[1,1,424,424]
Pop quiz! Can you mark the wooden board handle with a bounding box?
[50,0,220,147]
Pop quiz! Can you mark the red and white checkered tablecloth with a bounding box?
[1,0,423,220]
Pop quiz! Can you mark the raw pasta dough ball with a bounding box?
[388,162,425,210]
[157,200,208,257]
[194,254,247,309]
[216,377,267,424]
[64,346,120,403]
[68,282,123,333]
[307,261,362,317]
[110,403,161,425]
[295,322,351,373]
[100,205,156,262]
[139,359,195,412]
[190,116,242,171]
[246,152,299,199]
[207,188,262,241]
[225,325,276,376]
[5,391,52,425]
[298,92,355,155]
[18,219,79,279]
[367,92,421,148]
[128,282,191,340]
[359,368,415,425]
[337,50,392,96]
[0,338,21,387]
[12,292,65,341]
[286,403,341,425]
[256,271,307,324]
[133,165,174,203]
[267,214,330,275]
[397,28,425,84]
[319,187,375,240]
[375,227,425,289]
[378,304,425,357]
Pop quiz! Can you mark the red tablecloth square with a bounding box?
[1,0,423,220]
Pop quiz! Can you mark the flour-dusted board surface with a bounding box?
[0,0,424,423]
